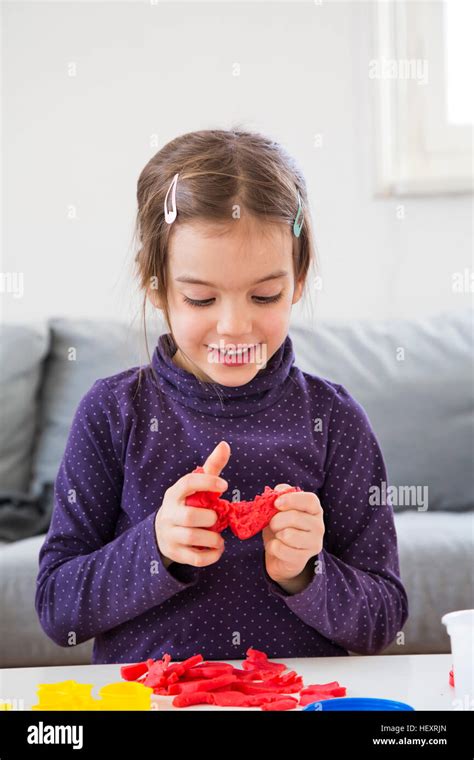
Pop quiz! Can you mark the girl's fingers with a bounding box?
[275,527,314,550]
[274,490,322,515]
[175,545,224,567]
[176,471,228,499]
[261,524,274,548]
[267,538,306,562]
[174,526,224,550]
[175,505,220,529]
[269,510,317,533]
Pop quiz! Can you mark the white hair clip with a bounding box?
[164,173,179,224]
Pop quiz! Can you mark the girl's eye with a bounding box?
[253,294,283,304]
[183,294,283,308]
[183,297,214,308]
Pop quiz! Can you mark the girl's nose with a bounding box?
[216,304,252,337]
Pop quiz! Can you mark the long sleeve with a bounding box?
[35,379,199,648]
[261,383,409,656]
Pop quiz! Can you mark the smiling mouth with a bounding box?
[205,343,259,357]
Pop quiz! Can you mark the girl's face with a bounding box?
[149,215,304,387]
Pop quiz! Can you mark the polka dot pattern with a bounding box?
[35,333,408,663]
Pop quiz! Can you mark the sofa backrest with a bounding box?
[0,323,50,492]
[289,308,473,511]
[28,316,163,494]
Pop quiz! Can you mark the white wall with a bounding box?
[2,0,472,331]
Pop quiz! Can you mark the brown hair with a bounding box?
[132,127,319,397]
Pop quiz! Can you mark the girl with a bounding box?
[35,128,408,664]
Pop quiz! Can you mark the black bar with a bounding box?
[0,709,472,757]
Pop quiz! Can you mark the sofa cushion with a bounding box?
[30,316,163,492]
[0,534,93,667]
[384,511,474,654]
[290,308,474,511]
[0,323,49,492]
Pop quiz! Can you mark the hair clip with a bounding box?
[164,173,179,224]
[293,191,303,238]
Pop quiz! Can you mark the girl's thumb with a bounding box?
[274,483,292,492]
[202,440,231,477]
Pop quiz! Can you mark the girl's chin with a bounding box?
[203,360,261,385]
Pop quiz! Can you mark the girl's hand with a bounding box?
[154,440,231,568]
[262,483,325,586]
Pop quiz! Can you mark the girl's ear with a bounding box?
[146,285,163,310]
[292,278,305,305]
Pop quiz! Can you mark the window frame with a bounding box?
[371,0,473,197]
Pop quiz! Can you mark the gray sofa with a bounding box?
[0,309,472,667]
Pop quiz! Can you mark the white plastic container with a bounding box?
[441,609,474,709]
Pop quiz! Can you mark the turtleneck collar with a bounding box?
[150,332,297,417]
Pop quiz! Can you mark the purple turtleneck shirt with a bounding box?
[35,333,408,664]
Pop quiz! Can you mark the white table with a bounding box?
[0,654,457,711]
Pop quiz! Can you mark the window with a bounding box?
[371,0,473,196]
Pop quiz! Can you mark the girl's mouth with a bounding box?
[205,343,260,366]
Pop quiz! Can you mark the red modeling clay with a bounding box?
[167,674,238,695]
[449,667,454,688]
[185,466,302,539]
[261,698,298,711]
[181,664,234,680]
[120,662,149,682]
[122,647,347,711]
[172,692,215,707]
[300,681,345,694]
[242,693,294,707]
[211,691,249,707]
